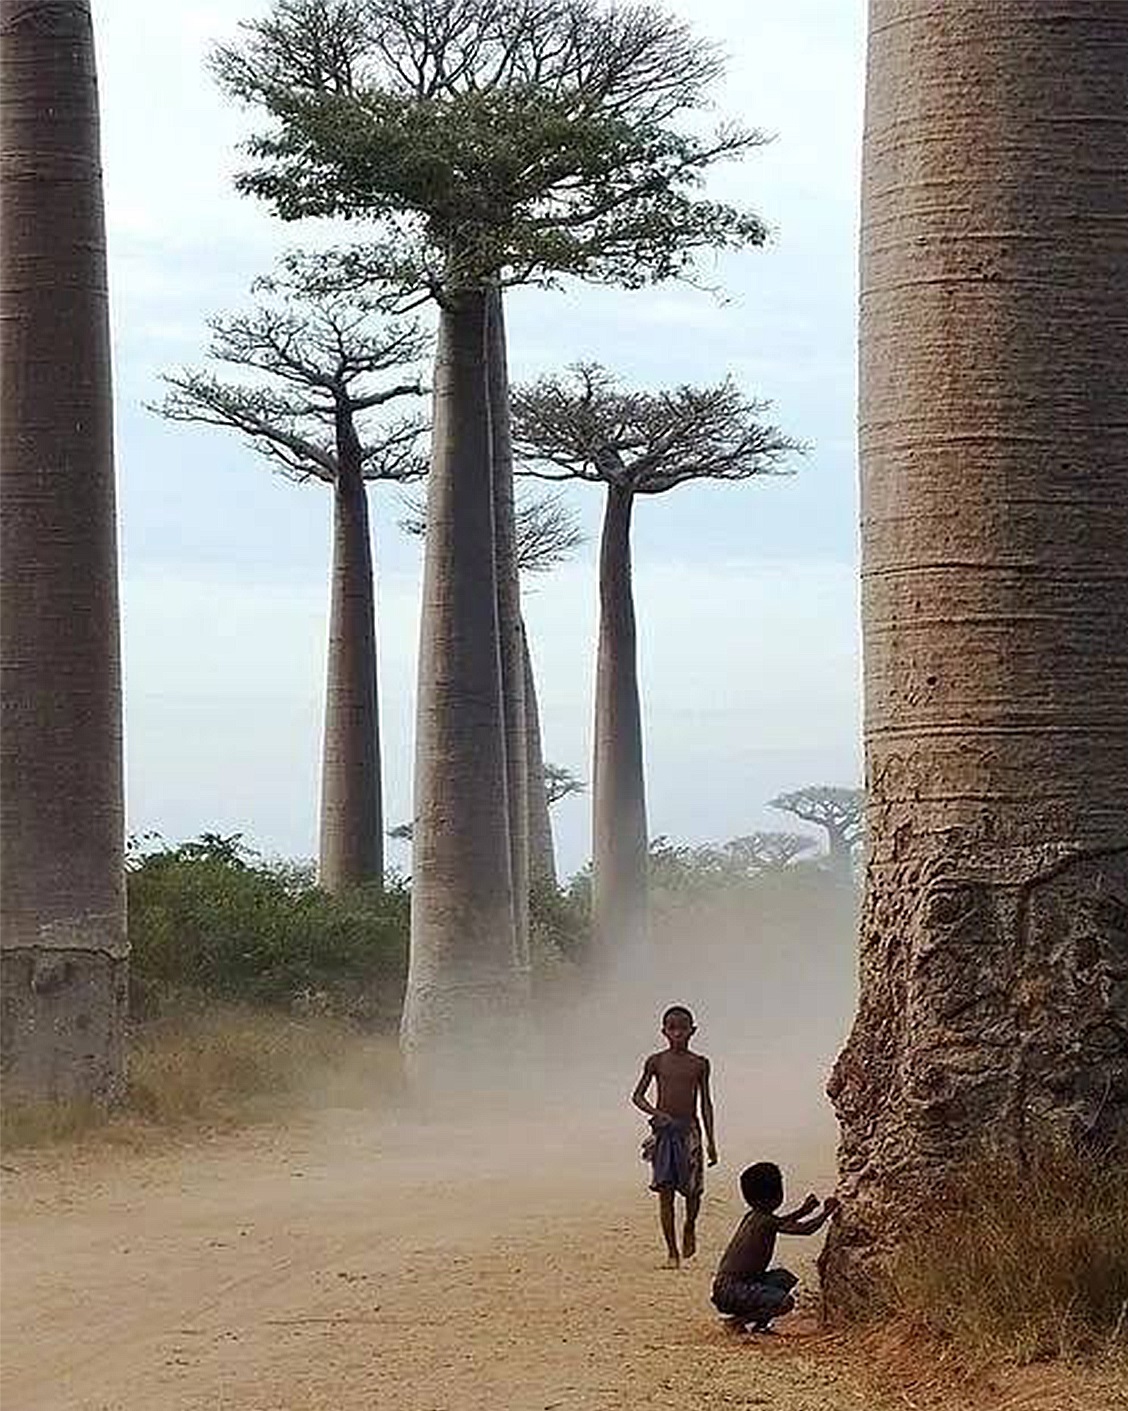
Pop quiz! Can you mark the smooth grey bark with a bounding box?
[487,286,530,970]
[591,484,648,968]
[402,286,523,1068]
[523,623,557,891]
[822,0,1128,1310]
[0,0,127,1102]
[317,407,383,892]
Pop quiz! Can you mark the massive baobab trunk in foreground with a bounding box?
[592,484,648,968]
[822,1,1128,1307]
[0,0,127,1101]
[402,287,523,1068]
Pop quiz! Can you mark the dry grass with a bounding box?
[892,1147,1128,1367]
[1,1007,404,1150]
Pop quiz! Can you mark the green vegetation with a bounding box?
[127,832,409,1028]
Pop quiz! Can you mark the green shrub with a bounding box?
[127,833,408,1027]
[530,879,590,968]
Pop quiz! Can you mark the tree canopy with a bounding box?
[154,280,429,483]
[769,786,863,847]
[212,0,767,290]
[511,363,802,493]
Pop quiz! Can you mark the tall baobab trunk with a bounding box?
[822,2,1128,1309]
[824,826,853,884]
[523,625,557,891]
[0,0,127,1102]
[591,483,648,967]
[317,411,382,892]
[487,287,530,971]
[403,286,522,1068]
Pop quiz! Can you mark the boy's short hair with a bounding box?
[661,1004,695,1026]
[741,1162,784,1210]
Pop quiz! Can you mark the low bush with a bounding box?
[127,833,409,1027]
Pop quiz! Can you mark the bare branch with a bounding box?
[399,487,584,572]
[152,267,431,487]
[544,762,585,806]
[511,364,803,494]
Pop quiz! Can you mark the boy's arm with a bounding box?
[778,1197,839,1236]
[631,1055,665,1121]
[699,1058,718,1164]
[778,1193,819,1222]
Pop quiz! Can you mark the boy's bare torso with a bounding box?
[716,1208,776,1279]
[644,1049,709,1124]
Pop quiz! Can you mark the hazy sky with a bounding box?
[96,0,866,877]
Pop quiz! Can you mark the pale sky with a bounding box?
[97,0,866,877]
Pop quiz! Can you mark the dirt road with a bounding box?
[4,1102,1123,1411]
[1,1102,886,1411]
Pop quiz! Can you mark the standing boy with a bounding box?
[631,1004,717,1266]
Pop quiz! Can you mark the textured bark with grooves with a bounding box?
[592,485,648,967]
[487,287,530,971]
[317,407,382,893]
[822,1,1128,1309]
[523,625,557,890]
[402,287,522,1067]
[0,0,127,1101]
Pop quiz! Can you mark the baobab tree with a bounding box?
[0,0,127,1101]
[401,491,585,890]
[769,786,862,878]
[821,3,1128,1309]
[722,832,818,875]
[155,282,427,893]
[512,365,799,967]
[215,0,768,1064]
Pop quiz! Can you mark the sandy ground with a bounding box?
[1,1100,871,1411]
[2,1104,1125,1411]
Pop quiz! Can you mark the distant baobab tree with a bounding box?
[513,363,800,968]
[156,278,428,893]
[769,786,863,877]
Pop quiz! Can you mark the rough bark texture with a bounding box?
[0,0,127,1102]
[402,287,523,1072]
[591,485,648,969]
[487,287,530,971]
[822,1,1128,1310]
[317,414,383,893]
[523,624,557,891]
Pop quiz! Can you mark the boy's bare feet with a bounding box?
[663,1253,680,1269]
[682,1224,697,1260]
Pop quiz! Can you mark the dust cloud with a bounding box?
[2,874,859,1411]
[371,871,858,1194]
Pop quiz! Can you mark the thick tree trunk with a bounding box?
[591,484,648,968]
[523,623,557,891]
[822,1,1128,1311]
[317,419,383,893]
[487,286,530,971]
[0,0,127,1103]
[402,286,523,1068]
[824,825,853,883]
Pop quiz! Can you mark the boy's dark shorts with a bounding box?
[712,1268,798,1323]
